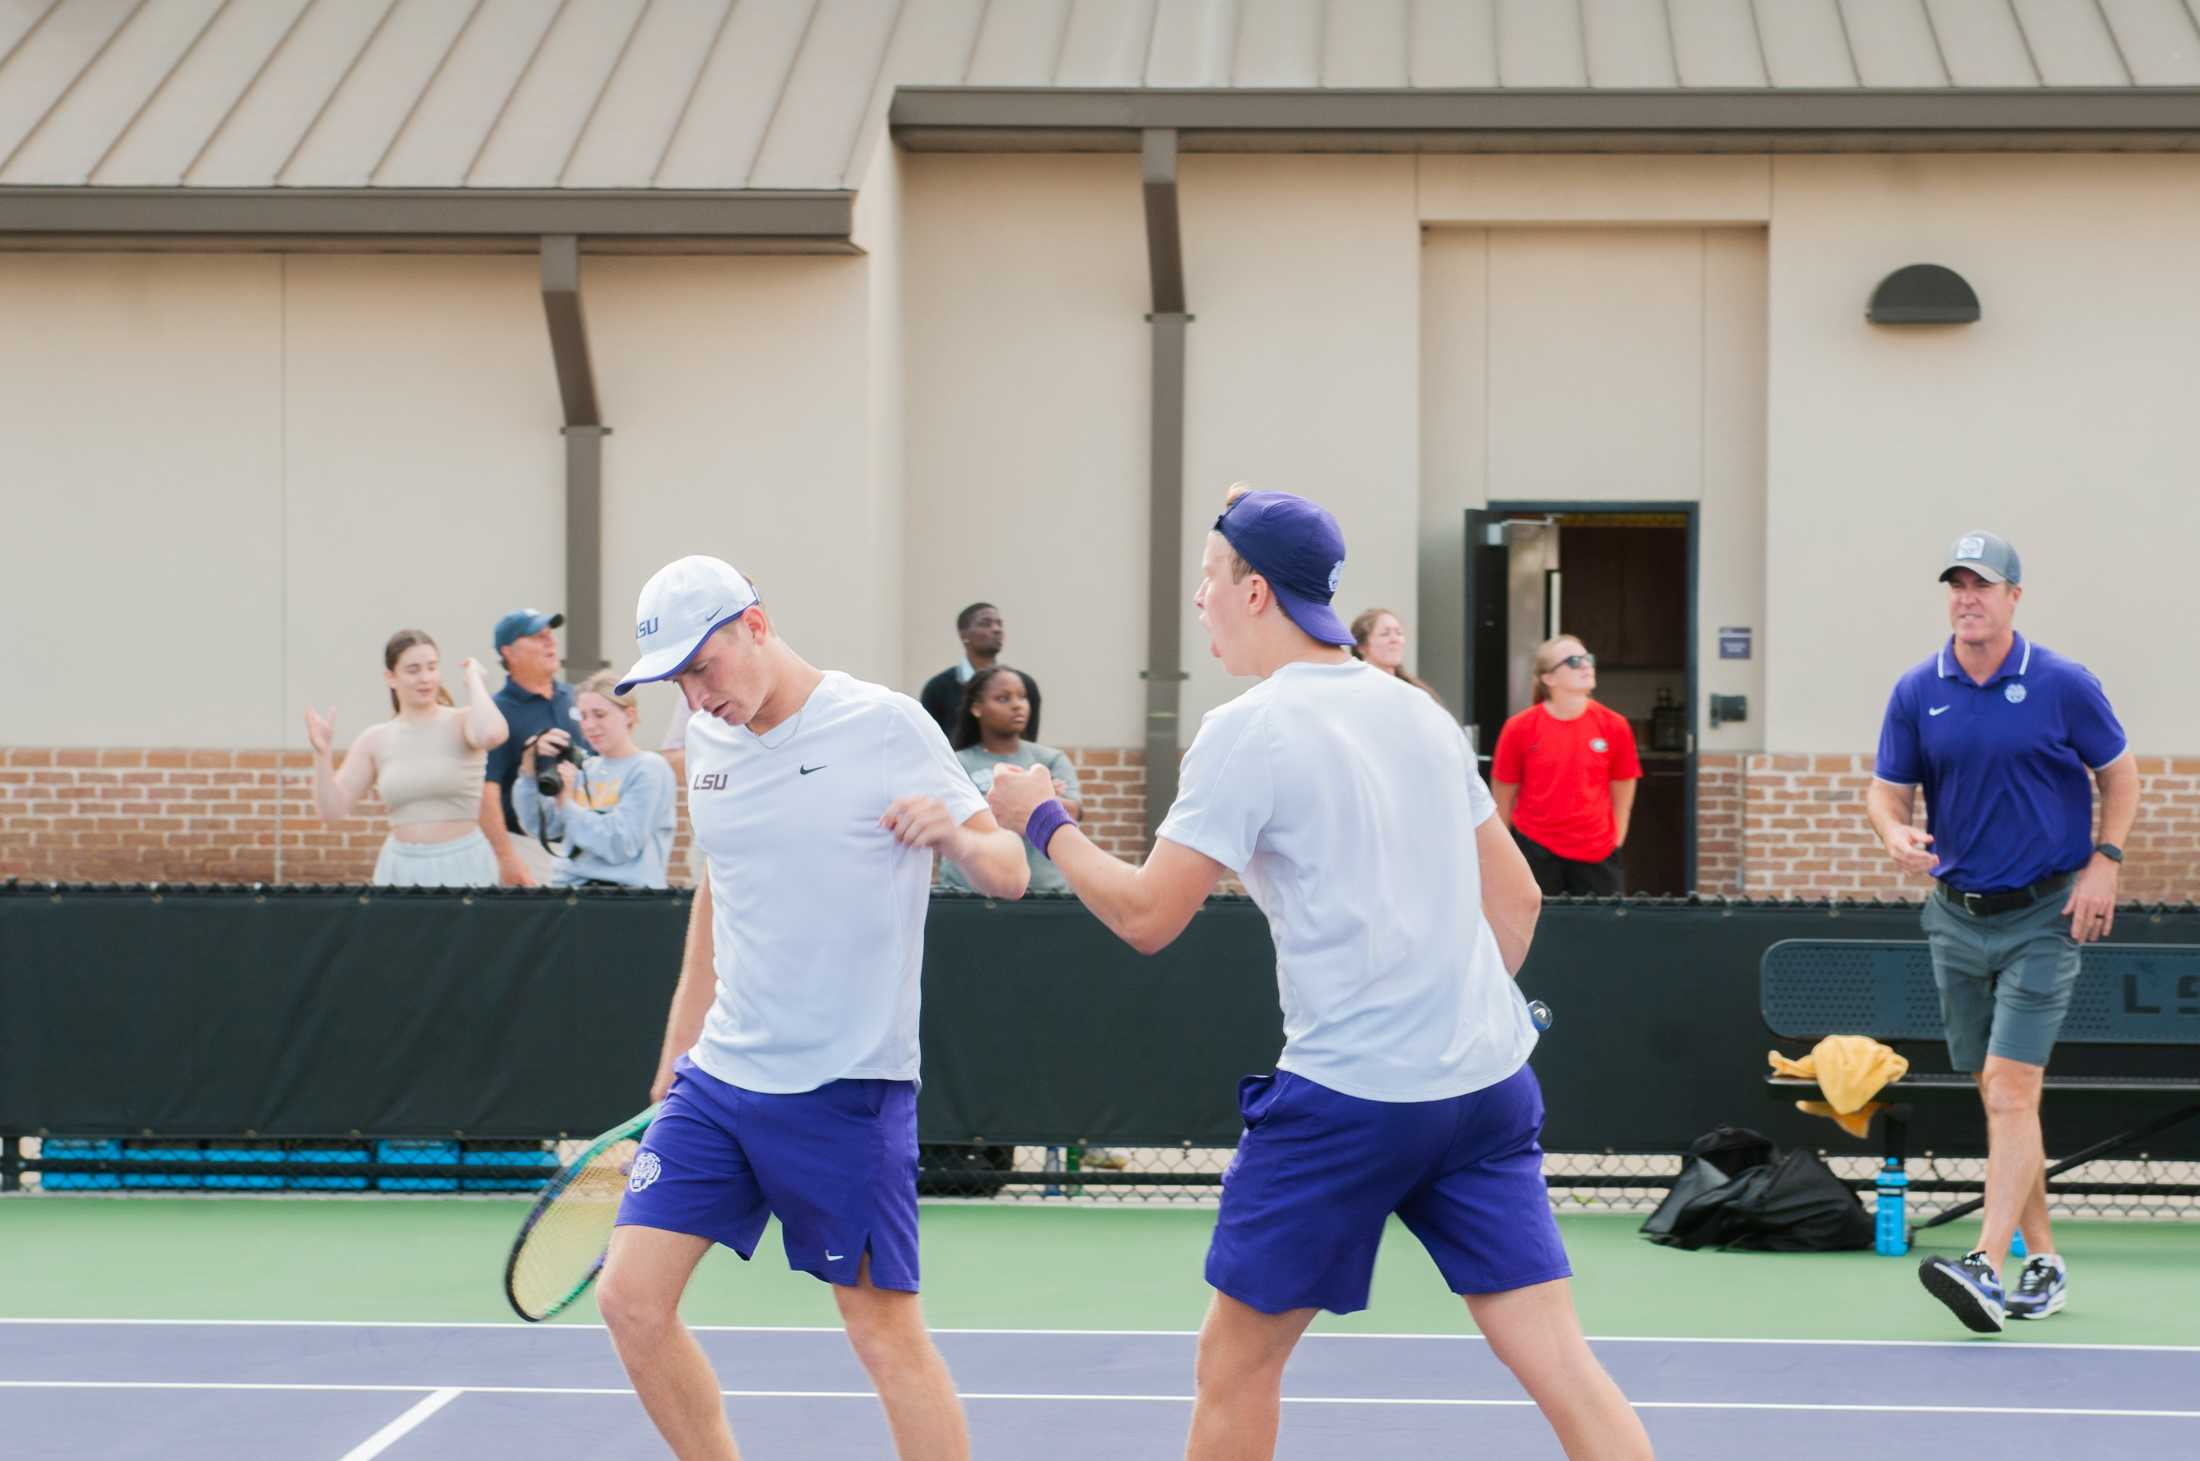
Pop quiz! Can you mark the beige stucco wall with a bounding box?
[1176,154,1423,730]
[0,249,880,753]
[2,253,287,747]
[586,253,878,747]
[1419,214,1769,752]
[899,152,1151,746]
[9,147,2192,776]
[1763,153,2200,754]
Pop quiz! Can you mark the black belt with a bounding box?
[1936,873,2072,918]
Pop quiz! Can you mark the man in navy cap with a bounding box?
[479,607,594,887]
[985,486,1652,1461]
[1868,531,2136,1333]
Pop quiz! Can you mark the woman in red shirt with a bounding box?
[1490,635,1641,896]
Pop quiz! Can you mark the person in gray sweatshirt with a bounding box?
[514,670,678,889]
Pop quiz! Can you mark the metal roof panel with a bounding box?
[2010,0,2131,83]
[2100,0,2200,83]
[0,0,136,173]
[749,0,899,189]
[1668,0,1771,85]
[185,0,396,187]
[1410,0,1500,87]
[466,0,646,188]
[1321,0,1405,88]
[654,0,816,189]
[1840,0,1952,87]
[1056,0,1159,86]
[561,0,732,188]
[88,0,308,186]
[277,0,476,186]
[371,0,558,188]
[1498,0,1589,86]
[1755,0,1863,86]
[4,0,222,184]
[1231,0,1320,87]
[1144,0,1233,86]
[967,0,1072,85]
[1583,0,1681,87]
[1925,0,2043,85]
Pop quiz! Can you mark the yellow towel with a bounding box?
[1767,1036,1910,1140]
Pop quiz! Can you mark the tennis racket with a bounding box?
[504,1104,658,1322]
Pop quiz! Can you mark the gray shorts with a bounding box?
[1919,888,2081,1072]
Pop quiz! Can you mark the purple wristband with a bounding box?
[1023,798,1073,860]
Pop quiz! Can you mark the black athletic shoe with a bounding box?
[1918,1250,2005,1334]
[2006,1254,2068,1320]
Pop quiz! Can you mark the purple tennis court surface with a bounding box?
[3,1320,2195,1458]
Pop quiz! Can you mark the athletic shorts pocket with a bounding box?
[1237,1073,1288,1133]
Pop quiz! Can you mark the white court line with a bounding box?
[1,1319,2196,1354]
[337,1388,462,1461]
[0,1381,2195,1419]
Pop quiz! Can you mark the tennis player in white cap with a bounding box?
[595,555,1028,1460]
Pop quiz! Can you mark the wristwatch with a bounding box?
[2095,842,2124,864]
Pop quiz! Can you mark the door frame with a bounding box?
[1463,500,1701,892]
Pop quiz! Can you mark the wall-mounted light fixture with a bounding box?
[1868,264,1980,325]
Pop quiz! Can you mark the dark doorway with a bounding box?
[1463,505,1697,896]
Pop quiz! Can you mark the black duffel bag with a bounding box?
[1642,1126,1872,1253]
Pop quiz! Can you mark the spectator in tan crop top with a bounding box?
[304,629,511,887]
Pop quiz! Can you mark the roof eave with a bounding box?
[890,87,2200,153]
[0,189,860,254]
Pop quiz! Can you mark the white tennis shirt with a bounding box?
[683,672,985,1093]
[1157,659,1537,1103]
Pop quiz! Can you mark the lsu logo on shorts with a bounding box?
[628,1150,663,1193]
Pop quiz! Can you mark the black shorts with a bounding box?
[1514,831,1624,897]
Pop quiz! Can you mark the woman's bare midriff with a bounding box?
[391,820,477,845]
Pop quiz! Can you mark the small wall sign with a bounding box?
[1718,627,1753,661]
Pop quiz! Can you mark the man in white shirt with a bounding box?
[987,489,1652,1461]
[597,555,1029,1461]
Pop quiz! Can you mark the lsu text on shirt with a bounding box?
[1156,659,1537,1103]
[684,673,986,1093]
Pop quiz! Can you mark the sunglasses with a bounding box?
[1550,653,1596,671]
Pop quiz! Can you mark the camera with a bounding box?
[530,733,586,798]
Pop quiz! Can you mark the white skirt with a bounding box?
[372,828,502,889]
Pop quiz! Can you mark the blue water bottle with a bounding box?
[1874,1158,1909,1256]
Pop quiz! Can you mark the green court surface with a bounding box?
[3,1198,2197,1346]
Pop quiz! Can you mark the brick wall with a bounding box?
[1695,753,1745,894]
[8,743,2185,898]
[1700,752,2195,903]
[1,745,1151,887]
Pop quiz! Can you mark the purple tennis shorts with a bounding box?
[615,1054,921,1292]
[1207,1063,1570,1315]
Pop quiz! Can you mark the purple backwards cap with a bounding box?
[1213,490,1353,649]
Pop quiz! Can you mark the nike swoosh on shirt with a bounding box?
[800,764,827,775]
[1928,706,1951,716]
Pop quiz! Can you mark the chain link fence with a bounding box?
[9,1136,2194,1223]
[904,1144,2200,1224]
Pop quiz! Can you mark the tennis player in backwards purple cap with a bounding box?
[595,554,1029,1461]
[987,486,1654,1461]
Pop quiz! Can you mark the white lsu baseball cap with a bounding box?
[614,556,760,694]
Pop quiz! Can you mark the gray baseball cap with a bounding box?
[1940,530,2021,586]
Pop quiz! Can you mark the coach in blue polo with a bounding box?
[1866,531,2137,1335]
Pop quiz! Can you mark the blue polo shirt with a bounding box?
[1874,633,2126,894]
[484,678,595,832]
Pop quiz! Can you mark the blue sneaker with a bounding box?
[2006,1254,2068,1320]
[1919,1250,2005,1333]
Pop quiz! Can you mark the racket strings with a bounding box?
[507,1136,642,1320]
